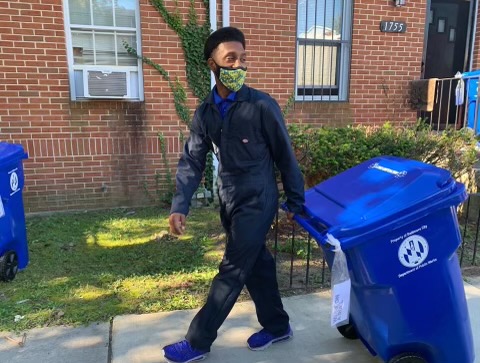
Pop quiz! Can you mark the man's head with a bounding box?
[203,27,246,61]
[204,27,247,94]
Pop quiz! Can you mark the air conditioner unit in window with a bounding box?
[85,70,129,98]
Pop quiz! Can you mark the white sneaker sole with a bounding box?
[164,352,207,363]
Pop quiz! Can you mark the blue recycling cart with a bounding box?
[292,156,475,363]
[462,70,480,135]
[0,142,29,282]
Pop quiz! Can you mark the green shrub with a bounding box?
[288,121,479,192]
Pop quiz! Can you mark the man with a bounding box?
[164,27,305,363]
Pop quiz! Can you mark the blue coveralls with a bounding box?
[170,84,305,351]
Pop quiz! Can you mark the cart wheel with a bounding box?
[0,251,19,282]
[388,353,427,363]
[337,322,358,340]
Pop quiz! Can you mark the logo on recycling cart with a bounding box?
[9,171,19,194]
[368,162,407,178]
[398,235,429,268]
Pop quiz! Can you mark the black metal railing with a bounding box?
[460,193,480,267]
[273,193,480,291]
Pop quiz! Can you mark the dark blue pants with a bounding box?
[185,182,289,351]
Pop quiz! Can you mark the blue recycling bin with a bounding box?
[462,70,480,135]
[0,142,29,282]
[293,156,474,363]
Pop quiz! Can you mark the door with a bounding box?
[422,0,474,128]
[424,0,472,79]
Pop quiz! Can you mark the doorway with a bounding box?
[422,0,475,128]
[424,0,472,79]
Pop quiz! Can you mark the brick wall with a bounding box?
[349,0,425,124]
[231,0,423,126]
[0,0,456,213]
[230,0,297,113]
[0,0,189,213]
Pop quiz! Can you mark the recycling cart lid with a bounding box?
[0,142,28,168]
[462,69,480,79]
[302,156,467,248]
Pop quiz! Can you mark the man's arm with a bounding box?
[261,98,305,214]
[170,111,210,218]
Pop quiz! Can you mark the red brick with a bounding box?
[0,0,473,213]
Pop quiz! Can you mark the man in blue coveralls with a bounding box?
[163,27,305,363]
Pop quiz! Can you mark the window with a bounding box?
[64,0,143,100]
[296,0,352,101]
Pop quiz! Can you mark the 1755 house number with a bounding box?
[380,21,407,33]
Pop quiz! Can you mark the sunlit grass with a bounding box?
[0,207,222,332]
[73,285,111,300]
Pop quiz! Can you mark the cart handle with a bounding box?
[281,203,335,251]
[293,213,333,247]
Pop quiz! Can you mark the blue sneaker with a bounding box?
[247,325,293,351]
[163,340,209,363]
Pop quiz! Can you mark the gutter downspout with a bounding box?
[210,0,217,89]
[222,0,230,27]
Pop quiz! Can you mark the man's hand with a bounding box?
[169,213,186,235]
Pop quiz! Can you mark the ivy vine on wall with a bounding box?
[150,0,211,101]
[126,0,214,204]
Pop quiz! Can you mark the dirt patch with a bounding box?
[462,265,480,277]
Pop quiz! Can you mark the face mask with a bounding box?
[214,63,247,92]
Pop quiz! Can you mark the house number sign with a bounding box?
[380,21,407,33]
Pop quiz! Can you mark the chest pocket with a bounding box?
[224,129,267,164]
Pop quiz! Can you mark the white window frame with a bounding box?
[63,0,144,101]
[295,0,352,102]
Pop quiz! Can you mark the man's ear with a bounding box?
[207,58,216,72]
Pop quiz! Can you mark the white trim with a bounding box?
[222,0,230,27]
[72,65,138,71]
[63,0,144,101]
[64,0,76,100]
[294,0,353,102]
[114,30,119,65]
[89,0,93,26]
[210,0,217,32]
[70,24,137,31]
[210,0,217,90]
[134,0,144,101]
[339,0,352,101]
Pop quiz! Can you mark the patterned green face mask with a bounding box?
[218,66,247,92]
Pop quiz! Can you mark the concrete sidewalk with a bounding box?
[1,281,479,363]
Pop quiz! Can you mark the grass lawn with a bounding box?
[2,204,476,333]
[0,207,226,332]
